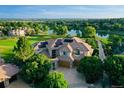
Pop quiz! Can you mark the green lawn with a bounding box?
[0,34,65,59]
[96,36,109,44]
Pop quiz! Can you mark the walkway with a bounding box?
[97,40,106,61]
[97,40,111,88]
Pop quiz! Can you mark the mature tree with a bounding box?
[77,56,103,83]
[53,25,68,36]
[104,55,123,85]
[13,36,34,65]
[61,25,68,36]
[112,23,122,31]
[26,28,34,35]
[34,27,41,34]
[21,54,51,87]
[42,25,49,32]
[118,76,124,87]
[108,35,124,54]
[85,38,98,56]
[82,26,96,38]
[42,71,68,88]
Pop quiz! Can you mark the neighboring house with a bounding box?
[34,37,94,68]
[8,28,26,36]
[0,58,19,88]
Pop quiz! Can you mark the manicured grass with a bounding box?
[96,36,109,44]
[0,37,17,58]
[0,34,65,59]
[27,34,65,44]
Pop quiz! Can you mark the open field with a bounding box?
[0,35,65,59]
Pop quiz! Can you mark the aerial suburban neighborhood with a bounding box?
[1,5,124,88]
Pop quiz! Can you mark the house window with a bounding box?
[63,51,67,56]
[75,49,80,55]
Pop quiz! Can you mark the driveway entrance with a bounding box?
[56,67,102,88]
[7,78,30,88]
[56,67,87,88]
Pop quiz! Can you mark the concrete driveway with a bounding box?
[56,67,102,88]
[56,67,87,88]
[7,78,30,88]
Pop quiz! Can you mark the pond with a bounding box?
[96,32,109,38]
[48,29,82,37]
[48,29,109,38]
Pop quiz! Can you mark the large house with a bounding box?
[34,37,94,68]
[8,27,26,36]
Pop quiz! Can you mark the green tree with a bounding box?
[104,55,123,85]
[77,56,103,83]
[85,38,98,56]
[118,76,124,87]
[82,26,96,38]
[26,28,34,35]
[13,36,34,65]
[34,26,41,34]
[21,54,51,87]
[112,23,122,31]
[61,25,68,36]
[42,25,49,32]
[108,35,124,54]
[42,71,68,88]
[53,25,68,36]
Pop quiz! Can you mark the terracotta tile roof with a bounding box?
[47,37,93,51]
[60,43,73,52]
[66,43,73,52]
[47,39,57,48]
[0,64,19,82]
[72,37,93,51]
[81,42,93,51]
[0,73,9,82]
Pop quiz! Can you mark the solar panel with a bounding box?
[54,39,63,47]
[64,38,73,43]
[39,41,48,48]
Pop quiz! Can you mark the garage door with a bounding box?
[9,75,17,83]
[0,82,5,88]
[58,61,70,68]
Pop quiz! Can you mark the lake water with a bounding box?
[48,29,82,36]
[48,29,109,38]
[96,33,109,38]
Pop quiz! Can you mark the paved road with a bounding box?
[97,40,106,61]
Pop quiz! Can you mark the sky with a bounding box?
[0,5,124,19]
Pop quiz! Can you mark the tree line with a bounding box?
[1,18,124,37]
